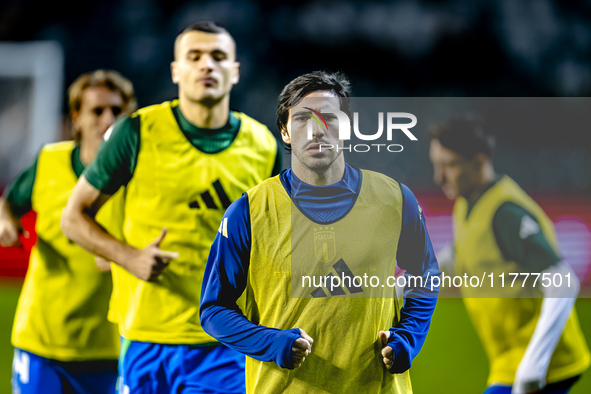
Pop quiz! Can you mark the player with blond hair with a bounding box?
[1,69,136,394]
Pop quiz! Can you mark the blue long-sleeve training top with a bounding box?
[200,164,440,372]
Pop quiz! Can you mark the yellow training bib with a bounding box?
[11,141,120,361]
[111,101,277,344]
[244,171,412,394]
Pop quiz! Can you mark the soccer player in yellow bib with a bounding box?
[61,22,280,393]
[0,70,136,394]
[428,118,590,394]
[200,71,441,393]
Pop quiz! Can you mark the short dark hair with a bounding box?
[174,21,233,59]
[180,21,228,35]
[277,71,351,152]
[429,117,495,159]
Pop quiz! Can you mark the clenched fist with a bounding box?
[292,329,314,368]
[379,330,394,370]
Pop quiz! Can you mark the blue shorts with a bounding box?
[118,339,245,394]
[12,348,118,394]
[483,375,581,394]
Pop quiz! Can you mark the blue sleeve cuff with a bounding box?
[387,336,408,374]
[278,328,303,369]
[388,338,410,374]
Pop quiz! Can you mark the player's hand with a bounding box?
[94,256,112,272]
[513,368,545,394]
[379,330,394,370]
[125,228,178,282]
[0,218,28,248]
[513,346,547,394]
[291,329,314,368]
[512,380,543,394]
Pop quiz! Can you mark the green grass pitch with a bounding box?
[0,283,589,393]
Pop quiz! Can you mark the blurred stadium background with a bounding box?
[1,0,590,393]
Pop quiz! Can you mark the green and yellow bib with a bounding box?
[453,175,590,385]
[110,100,277,344]
[244,171,412,394]
[11,141,120,361]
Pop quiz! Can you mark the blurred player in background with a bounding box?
[428,118,590,394]
[200,71,440,393]
[62,21,280,393]
[0,69,136,394]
